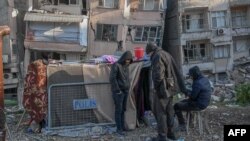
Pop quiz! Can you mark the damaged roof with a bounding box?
[24,13,87,22]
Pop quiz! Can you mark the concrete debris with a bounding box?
[208,105,218,109]
[45,125,117,138]
[222,113,230,116]
[212,134,220,140]
[184,57,249,104]
[6,115,15,124]
[225,104,240,108]
[211,95,220,102]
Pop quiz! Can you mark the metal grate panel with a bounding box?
[48,82,111,130]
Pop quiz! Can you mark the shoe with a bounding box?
[151,135,167,141]
[116,130,125,136]
[167,133,178,140]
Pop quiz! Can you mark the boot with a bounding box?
[167,133,177,140]
[151,134,167,141]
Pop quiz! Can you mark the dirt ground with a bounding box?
[4,104,250,141]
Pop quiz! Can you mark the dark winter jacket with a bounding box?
[150,48,187,98]
[188,66,212,109]
[109,51,133,93]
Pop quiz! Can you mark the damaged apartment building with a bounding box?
[165,0,250,81]
[88,0,166,56]
[23,0,88,74]
[23,0,166,65]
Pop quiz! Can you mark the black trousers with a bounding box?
[152,96,175,137]
[112,90,128,131]
[174,99,201,125]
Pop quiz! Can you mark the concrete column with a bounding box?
[23,48,31,77]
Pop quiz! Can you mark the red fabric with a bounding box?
[23,59,47,123]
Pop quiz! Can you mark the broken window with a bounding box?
[183,41,212,63]
[182,13,204,32]
[211,11,226,28]
[233,38,249,52]
[49,0,79,5]
[214,45,230,59]
[99,0,119,8]
[133,26,162,44]
[96,24,118,41]
[231,8,247,28]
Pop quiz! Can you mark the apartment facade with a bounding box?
[89,0,166,57]
[23,0,88,75]
[165,0,250,77]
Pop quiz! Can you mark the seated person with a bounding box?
[174,66,212,131]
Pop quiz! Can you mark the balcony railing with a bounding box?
[179,0,209,9]
[229,0,250,7]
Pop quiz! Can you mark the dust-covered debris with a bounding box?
[3,105,250,141]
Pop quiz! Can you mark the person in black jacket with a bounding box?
[174,66,212,131]
[109,51,133,136]
[146,42,187,141]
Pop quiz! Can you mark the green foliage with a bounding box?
[236,83,250,106]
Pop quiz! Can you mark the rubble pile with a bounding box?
[230,56,250,85]
[211,56,250,104]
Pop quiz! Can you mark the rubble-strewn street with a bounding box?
[1,0,250,141]
[3,103,250,141]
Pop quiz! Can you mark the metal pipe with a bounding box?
[0,25,10,141]
[0,26,10,109]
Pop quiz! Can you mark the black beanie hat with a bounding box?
[146,42,158,54]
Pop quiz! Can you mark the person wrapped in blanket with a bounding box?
[23,52,48,133]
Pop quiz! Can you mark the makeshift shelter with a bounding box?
[46,60,152,130]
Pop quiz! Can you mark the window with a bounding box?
[211,11,226,28]
[183,13,204,32]
[183,41,212,63]
[29,22,80,42]
[133,26,162,44]
[231,9,247,28]
[159,0,167,10]
[234,38,249,52]
[99,0,119,8]
[144,0,154,10]
[214,45,230,58]
[58,0,79,5]
[139,0,155,10]
[96,24,118,41]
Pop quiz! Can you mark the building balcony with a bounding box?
[179,0,209,10]
[231,27,250,36]
[229,0,250,7]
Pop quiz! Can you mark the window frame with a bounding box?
[133,26,162,44]
[183,13,205,32]
[159,0,167,11]
[98,0,119,9]
[95,24,118,42]
[213,45,230,59]
[143,0,155,10]
[231,9,247,28]
[233,38,249,53]
[58,0,79,5]
[211,11,227,28]
[183,41,212,63]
